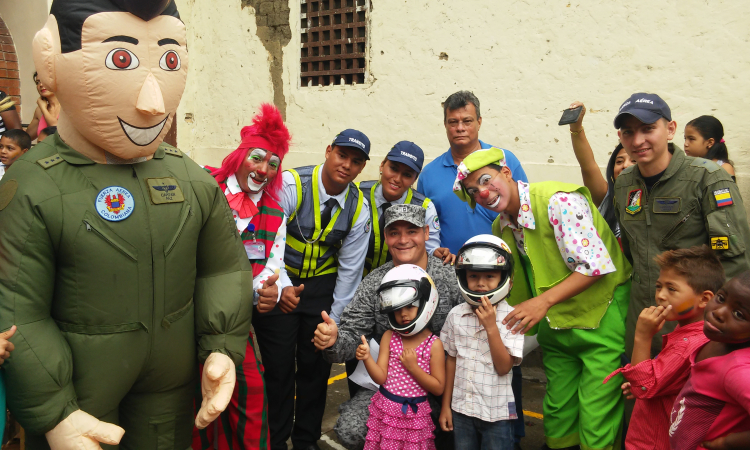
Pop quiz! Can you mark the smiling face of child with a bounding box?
[703,277,750,344]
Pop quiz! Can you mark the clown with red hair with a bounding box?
[193,103,291,450]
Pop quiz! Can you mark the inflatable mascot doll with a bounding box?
[0,0,254,448]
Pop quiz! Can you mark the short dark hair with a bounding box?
[2,129,32,150]
[654,246,725,294]
[443,90,480,122]
[39,126,57,138]
[50,0,180,53]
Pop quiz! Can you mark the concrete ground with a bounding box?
[307,361,549,450]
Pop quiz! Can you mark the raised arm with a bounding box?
[568,101,608,206]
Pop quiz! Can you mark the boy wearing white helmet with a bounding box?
[356,264,446,449]
[439,235,525,449]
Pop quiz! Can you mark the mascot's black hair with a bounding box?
[50,0,180,53]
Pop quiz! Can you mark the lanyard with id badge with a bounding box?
[245,224,266,260]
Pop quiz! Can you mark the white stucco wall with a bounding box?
[176,0,750,201]
[0,0,49,122]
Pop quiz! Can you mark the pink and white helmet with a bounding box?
[378,264,439,336]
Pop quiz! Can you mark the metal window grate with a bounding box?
[300,0,368,87]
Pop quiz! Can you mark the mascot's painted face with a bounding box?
[36,11,188,160]
[236,148,281,193]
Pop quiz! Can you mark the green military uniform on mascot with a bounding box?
[0,1,254,449]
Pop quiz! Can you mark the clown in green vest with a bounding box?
[454,147,632,450]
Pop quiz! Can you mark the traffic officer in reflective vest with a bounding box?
[358,141,452,278]
[252,129,372,450]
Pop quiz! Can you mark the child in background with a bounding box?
[37,126,57,143]
[0,325,17,438]
[603,246,723,450]
[670,271,750,450]
[357,264,445,450]
[439,235,524,450]
[0,129,31,181]
[683,116,735,180]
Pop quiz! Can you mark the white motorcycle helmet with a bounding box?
[378,264,439,337]
[455,234,514,306]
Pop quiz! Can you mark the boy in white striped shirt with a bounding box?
[439,235,524,450]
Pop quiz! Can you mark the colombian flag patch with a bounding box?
[714,188,733,208]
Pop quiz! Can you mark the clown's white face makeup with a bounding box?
[236,148,281,193]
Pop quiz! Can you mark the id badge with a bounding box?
[246,242,266,260]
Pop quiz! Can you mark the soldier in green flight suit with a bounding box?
[612,93,750,357]
[0,1,254,449]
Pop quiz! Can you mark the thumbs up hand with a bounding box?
[279,284,304,313]
[356,335,370,361]
[313,311,339,350]
[256,274,280,313]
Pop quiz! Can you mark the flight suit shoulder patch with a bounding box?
[690,158,720,173]
[36,154,64,169]
[163,147,183,157]
[0,180,18,211]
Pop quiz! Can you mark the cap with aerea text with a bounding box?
[332,129,371,159]
[613,93,672,129]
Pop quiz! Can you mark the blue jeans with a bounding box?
[452,410,514,450]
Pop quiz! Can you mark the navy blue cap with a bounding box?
[613,93,672,129]
[386,141,425,174]
[332,129,370,159]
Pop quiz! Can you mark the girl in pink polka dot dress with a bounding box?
[356,264,446,450]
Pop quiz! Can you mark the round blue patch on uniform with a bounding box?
[95,186,135,222]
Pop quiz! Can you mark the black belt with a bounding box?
[378,385,427,414]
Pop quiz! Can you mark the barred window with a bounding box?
[300,0,369,87]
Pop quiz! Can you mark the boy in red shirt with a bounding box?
[604,246,723,450]
[670,272,750,450]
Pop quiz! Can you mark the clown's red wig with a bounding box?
[210,103,291,201]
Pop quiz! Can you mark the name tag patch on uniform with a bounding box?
[713,189,733,208]
[626,189,643,215]
[711,236,729,250]
[146,177,185,204]
[96,186,134,222]
[653,197,681,214]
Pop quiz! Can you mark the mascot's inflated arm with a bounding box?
[0,1,252,448]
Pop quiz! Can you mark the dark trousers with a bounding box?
[345,358,361,398]
[252,274,337,450]
[512,365,525,443]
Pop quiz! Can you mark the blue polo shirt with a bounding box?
[416,141,528,253]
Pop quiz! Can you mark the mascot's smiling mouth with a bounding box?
[118,115,170,146]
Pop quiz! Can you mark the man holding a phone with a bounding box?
[417,90,528,449]
[612,92,750,356]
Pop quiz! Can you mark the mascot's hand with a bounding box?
[195,352,236,429]
[46,410,124,450]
